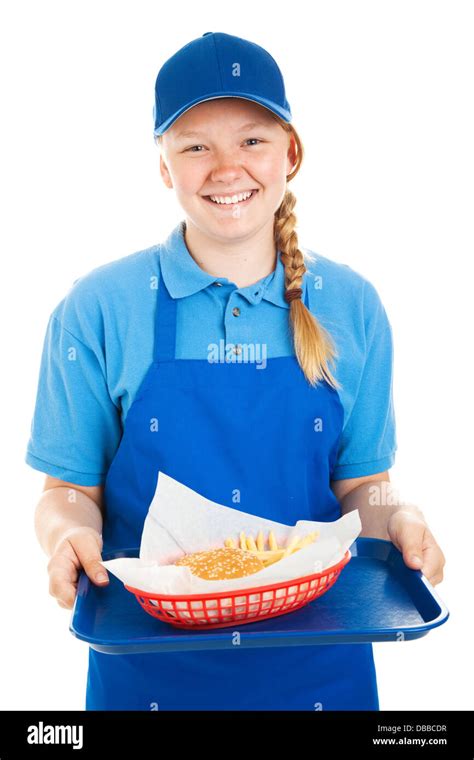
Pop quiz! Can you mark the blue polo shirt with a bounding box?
[25,220,397,486]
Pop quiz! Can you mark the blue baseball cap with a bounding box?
[153,32,292,137]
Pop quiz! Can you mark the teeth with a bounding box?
[209,190,254,204]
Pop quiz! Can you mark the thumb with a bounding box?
[70,530,109,586]
[389,513,425,570]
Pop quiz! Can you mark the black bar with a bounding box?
[0,710,471,757]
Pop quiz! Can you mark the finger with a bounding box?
[50,575,77,607]
[420,542,446,583]
[427,571,444,587]
[70,532,109,586]
[48,555,79,607]
[57,598,74,610]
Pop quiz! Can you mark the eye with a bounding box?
[184,138,263,153]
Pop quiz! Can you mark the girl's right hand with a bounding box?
[47,526,109,609]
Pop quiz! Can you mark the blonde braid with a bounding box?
[275,189,340,389]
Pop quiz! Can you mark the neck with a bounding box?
[183,218,278,288]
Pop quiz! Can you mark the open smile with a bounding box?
[202,189,259,209]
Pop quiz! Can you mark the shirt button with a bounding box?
[232,307,240,317]
[233,344,242,355]
[213,281,223,287]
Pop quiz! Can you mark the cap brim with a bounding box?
[153,93,291,137]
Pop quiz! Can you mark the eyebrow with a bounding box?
[175,121,270,139]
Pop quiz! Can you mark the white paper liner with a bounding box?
[101,471,361,596]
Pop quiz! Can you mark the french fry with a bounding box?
[282,534,300,558]
[299,531,320,548]
[224,528,320,568]
[253,549,286,566]
[246,534,258,552]
[268,530,278,551]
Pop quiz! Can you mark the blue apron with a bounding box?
[86,260,379,710]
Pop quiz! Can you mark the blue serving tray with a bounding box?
[70,537,449,654]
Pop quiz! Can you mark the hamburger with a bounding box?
[174,546,265,580]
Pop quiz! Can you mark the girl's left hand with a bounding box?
[387,509,446,586]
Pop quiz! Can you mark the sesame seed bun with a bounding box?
[174,547,265,580]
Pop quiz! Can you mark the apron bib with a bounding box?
[87,261,379,710]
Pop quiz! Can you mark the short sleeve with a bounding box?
[24,311,122,486]
[331,280,398,480]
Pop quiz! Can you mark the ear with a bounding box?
[159,152,173,190]
[286,132,297,176]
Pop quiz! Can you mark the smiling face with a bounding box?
[158,98,296,242]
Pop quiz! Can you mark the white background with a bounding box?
[1,0,472,710]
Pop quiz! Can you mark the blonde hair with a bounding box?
[271,117,340,389]
[155,114,340,389]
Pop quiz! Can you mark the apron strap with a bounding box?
[303,279,310,308]
[154,264,177,362]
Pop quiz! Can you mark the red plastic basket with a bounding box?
[124,550,351,629]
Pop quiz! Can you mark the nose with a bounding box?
[209,149,244,184]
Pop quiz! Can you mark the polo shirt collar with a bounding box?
[159,220,307,309]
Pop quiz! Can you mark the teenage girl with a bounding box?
[27,32,445,710]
